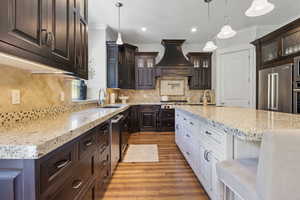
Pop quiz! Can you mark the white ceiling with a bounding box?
[89,0,300,44]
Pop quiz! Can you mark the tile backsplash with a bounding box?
[0,65,72,113]
[119,77,215,104]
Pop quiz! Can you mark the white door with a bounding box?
[219,49,252,108]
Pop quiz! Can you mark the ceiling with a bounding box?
[89,0,300,44]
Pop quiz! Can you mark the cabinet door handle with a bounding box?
[84,140,93,147]
[186,134,191,138]
[190,122,194,125]
[183,118,187,121]
[205,131,212,136]
[55,159,70,169]
[186,152,190,156]
[72,180,83,189]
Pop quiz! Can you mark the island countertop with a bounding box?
[176,105,300,141]
[0,105,129,159]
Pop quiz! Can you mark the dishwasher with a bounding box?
[110,114,124,174]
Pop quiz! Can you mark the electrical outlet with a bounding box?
[11,90,21,105]
[60,92,65,102]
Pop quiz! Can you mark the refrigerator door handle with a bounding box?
[273,73,279,110]
[267,73,272,110]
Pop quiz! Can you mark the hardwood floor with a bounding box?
[102,132,209,200]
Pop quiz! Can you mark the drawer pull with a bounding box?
[55,159,70,169]
[205,131,212,136]
[183,118,187,121]
[186,152,190,156]
[186,134,191,138]
[84,140,93,147]
[72,180,83,189]
[190,122,194,125]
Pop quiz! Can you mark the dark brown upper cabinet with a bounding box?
[135,52,158,90]
[0,0,89,79]
[0,0,49,58]
[252,18,300,70]
[107,42,138,89]
[186,52,212,90]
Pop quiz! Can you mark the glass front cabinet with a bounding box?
[252,19,300,69]
[187,52,212,90]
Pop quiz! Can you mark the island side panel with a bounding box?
[0,159,38,200]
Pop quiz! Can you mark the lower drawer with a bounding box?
[44,154,94,200]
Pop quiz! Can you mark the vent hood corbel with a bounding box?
[156,40,193,77]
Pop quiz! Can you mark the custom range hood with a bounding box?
[156,40,193,77]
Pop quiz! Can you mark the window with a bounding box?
[72,79,87,101]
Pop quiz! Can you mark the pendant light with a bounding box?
[245,0,275,17]
[217,0,236,39]
[116,2,123,45]
[203,0,217,52]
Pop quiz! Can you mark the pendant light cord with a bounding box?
[224,0,229,24]
[118,3,121,32]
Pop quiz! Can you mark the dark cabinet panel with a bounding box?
[135,52,158,89]
[136,68,156,89]
[81,185,96,200]
[187,52,212,90]
[47,0,72,69]
[75,17,89,79]
[107,42,137,89]
[158,109,175,132]
[129,106,140,133]
[138,105,160,131]
[0,0,49,57]
[0,0,89,79]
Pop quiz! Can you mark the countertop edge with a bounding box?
[0,105,130,159]
[175,107,263,142]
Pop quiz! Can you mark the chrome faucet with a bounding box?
[98,88,107,107]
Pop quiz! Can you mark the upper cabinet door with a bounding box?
[0,0,49,57]
[75,16,88,79]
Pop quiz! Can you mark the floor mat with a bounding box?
[122,144,159,163]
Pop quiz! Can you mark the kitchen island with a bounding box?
[174,105,300,200]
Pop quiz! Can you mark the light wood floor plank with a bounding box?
[101,132,209,200]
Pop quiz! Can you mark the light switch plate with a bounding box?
[60,92,65,102]
[11,90,21,104]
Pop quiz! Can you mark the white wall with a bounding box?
[87,26,117,99]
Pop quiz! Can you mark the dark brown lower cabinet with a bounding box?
[129,105,140,133]
[139,105,160,131]
[81,185,96,200]
[0,121,110,200]
[128,105,175,133]
[158,109,175,132]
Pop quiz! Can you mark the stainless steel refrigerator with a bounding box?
[258,64,293,113]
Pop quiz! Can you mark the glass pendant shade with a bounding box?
[116,32,123,45]
[217,25,237,39]
[203,41,217,52]
[245,0,274,17]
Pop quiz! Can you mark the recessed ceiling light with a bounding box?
[191,27,197,33]
[141,27,147,32]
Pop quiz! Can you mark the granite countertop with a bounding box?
[176,105,300,141]
[3,103,296,159]
[0,105,129,159]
